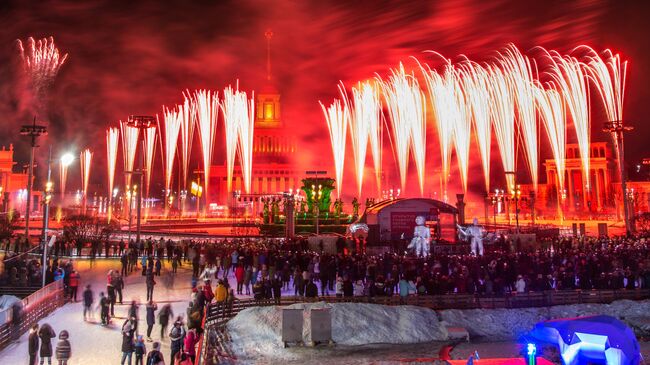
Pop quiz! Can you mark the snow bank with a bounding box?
[440,299,650,340]
[227,302,449,360]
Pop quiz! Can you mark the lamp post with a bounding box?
[604,120,634,235]
[20,119,47,238]
[504,171,520,233]
[311,184,323,235]
[41,148,53,287]
[126,115,155,244]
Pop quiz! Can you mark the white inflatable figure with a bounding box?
[457,217,485,256]
[408,216,431,257]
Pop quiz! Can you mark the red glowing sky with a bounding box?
[0,0,649,198]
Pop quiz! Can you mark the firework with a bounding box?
[220,86,245,193]
[80,149,92,212]
[236,90,255,194]
[59,153,74,199]
[179,96,195,191]
[543,50,591,190]
[192,90,219,202]
[580,46,627,165]
[421,62,456,194]
[499,45,539,191]
[143,125,157,198]
[451,68,472,193]
[159,107,181,201]
[320,91,349,197]
[381,64,427,195]
[17,36,68,108]
[120,121,140,188]
[457,60,492,192]
[106,127,119,198]
[535,83,566,194]
[364,82,384,195]
[488,64,517,191]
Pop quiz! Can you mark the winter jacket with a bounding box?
[134,338,146,355]
[55,330,71,360]
[146,303,158,326]
[183,329,199,357]
[146,349,165,365]
[68,272,80,288]
[235,266,245,283]
[214,284,227,303]
[38,324,56,357]
[169,325,185,352]
[83,288,93,307]
[28,328,39,355]
[305,281,318,297]
[399,279,416,297]
[121,321,135,352]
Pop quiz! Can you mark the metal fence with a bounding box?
[198,288,650,364]
[0,280,65,350]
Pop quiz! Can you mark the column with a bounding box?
[567,169,575,211]
[595,168,602,211]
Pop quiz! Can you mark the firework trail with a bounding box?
[499,45,539,191]
[542,49,591,190]
[220,85,245,193]
[488,64,517,191]
[236,90,256,194]
[120,120,140,188]
[580,46,627,165]
[381,64,427,195]
[421,62,457,194]
[80,149,92,212]
[363,82,384,195]
[535,83,566,194]
[343,81,373,197]
[451,69,472,193]
[159,107,182,201]
[179,96,195,191]
[320,89,349,197]
[192,90,219,203]
[59,153,74,200]
[16,36,68,111]
[106,127,119,219]
[457,60,492,192]
[143,125,157,198]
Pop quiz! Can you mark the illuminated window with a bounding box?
[264,103,274,119]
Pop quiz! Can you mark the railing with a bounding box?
[0,280,65,351]
[199,288,650,364]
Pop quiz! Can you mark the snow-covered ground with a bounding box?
[0,259,195,364]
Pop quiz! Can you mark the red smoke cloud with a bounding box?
[0,0,648,203]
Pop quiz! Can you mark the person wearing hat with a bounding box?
[55,330,71,365]
[134,335,146,365]
[145,300,158,341]
[121,318,135,365]
[38,323,56,365]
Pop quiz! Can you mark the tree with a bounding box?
[62,215,119,243]
[0,211,19,241]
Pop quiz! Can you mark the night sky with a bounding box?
[1,0,649,198]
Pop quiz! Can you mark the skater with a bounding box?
[145,342,164,365]
[155,257,162,276]
[128,301,140,334]
[146,271,156,301]
[169,318,186,362]
[145,300,157,341]
[184,327,199,364]
[29,324,39,365]
[82,285,93,321]
[107,282,116,316]
[99,292,111,325]
[55,330,71,365]
[38,323,56,365]
[121,319,135,365]
[157,304,173,339]
[68,270,80,302]
[116,274,125,304]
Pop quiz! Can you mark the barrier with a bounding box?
[0,280,65,351]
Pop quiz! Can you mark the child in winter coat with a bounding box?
[134,335,146,365]
[55,330,71,365]
[38,323,57,365]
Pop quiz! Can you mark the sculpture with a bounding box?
[351,197,360,217]
[457,217,485,256]
[407,216,431,257]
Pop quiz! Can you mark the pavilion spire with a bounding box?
[265,29,273,81]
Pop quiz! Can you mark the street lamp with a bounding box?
[126,115,155,244]
[20,119,47,238]
[311,184,323,235]
[604,120,634,235]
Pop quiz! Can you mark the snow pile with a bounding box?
[227,302,448,360]
[440,299,650,340]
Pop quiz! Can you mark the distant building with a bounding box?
[0,144,40,215]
